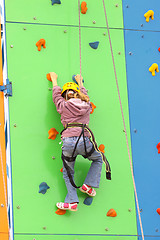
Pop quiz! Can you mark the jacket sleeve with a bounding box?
[52,86,66,114]
[80,86,89,97]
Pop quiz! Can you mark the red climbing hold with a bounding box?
[36,39,46,51]
[158,48,160,52]
[156,143,160,153]
[55,209,66,215]
[107,209,117,217]
[81,1,88,14]
[60,168,63,173]
[46,73,52,82]
[90,102,96,114]
[157,208,160,215]
[99,144,105,153]
[48,128,59,140]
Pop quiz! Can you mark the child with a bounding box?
[51,72,111,211]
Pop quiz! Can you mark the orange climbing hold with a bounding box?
[55,209,66,215]
[60,168,63,173]
[36,39,46,51]
[48,128,59,140]
[46,73,52,82]
[81,1,88,14]
[99,144,105,153]
[156,208,160,215]
[90,102,96,114]
[107,209,117,217]
[156,143,160,153]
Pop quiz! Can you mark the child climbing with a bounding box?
[51,72,111,211]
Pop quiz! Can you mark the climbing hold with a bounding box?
[89,41,99,50]
[52,156,55,160]
[156,208,160,215]
[43,227,46,230]
[141,24,143,27]
[55,209,66,215]
[64,30,67,33]
[48,88,52,91]
[144,10,154,22]
[10,45,13,48]
[118,52,121,55]
[1,204,4,207]
[39,182,50,194]
[83,197,93,206]
[23,27,27,30]
[17,206,20,209]
[128,208,132,212]
[81,1,88,14]
[33,17,37,20]
[46,73,52,82]
[105,228,109,231]
[92,20,96,24]
[134,129,137,133]
[99,144,105,153]
[115,4,119,7]
[36,39,46,51]
[158,48,160,52]
[156,143,160,154]
[149,63,159,76]
[103,32,107,36]
[60,168,63,173]
[51,0,61,5]
[106,209,117,217]
[48,128,59,140]
[90,102,96,114]
[72,75,84,84]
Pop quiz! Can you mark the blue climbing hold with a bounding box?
[39,182,50,194]
[83,197,93,206]
[89,41,99,49]
[51,0,61,5]
[72,75,84,84]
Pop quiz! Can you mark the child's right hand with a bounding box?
[75,74,83,86]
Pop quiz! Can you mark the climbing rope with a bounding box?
[78,0,82,80]
[0,143,11,240]
[101,0,144,239]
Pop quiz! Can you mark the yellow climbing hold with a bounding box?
[144,10,154,22]
[149,63,159,76]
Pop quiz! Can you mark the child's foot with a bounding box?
[79,184,96,197]
[56,202,78,211]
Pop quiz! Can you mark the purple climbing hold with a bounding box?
[51,0,61,5]
[83,197,93,205]
[89,41,99,49]
[39,182,50,194]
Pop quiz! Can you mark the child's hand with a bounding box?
[50,72,58,81]
[75,74,83,86]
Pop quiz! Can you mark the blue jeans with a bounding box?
[62,136,103,203]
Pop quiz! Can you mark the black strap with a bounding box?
[61,153,80,188]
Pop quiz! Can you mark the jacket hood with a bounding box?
[66,98,91,116]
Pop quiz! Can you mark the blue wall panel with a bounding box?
[124,29,160,237]
[123,0,160,31]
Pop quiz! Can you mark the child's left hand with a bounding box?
[50,72,58,81]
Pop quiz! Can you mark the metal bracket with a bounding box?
[0,79,12,97]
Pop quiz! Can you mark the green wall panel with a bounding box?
[15,235,138,240]
[6,22,136,238]
[5,0,123,28]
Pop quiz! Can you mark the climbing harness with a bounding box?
[61,123,111,189]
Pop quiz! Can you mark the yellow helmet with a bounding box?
[61,82,80,95]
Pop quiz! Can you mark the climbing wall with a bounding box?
[122,0,160,239]
[1,0,140,239]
